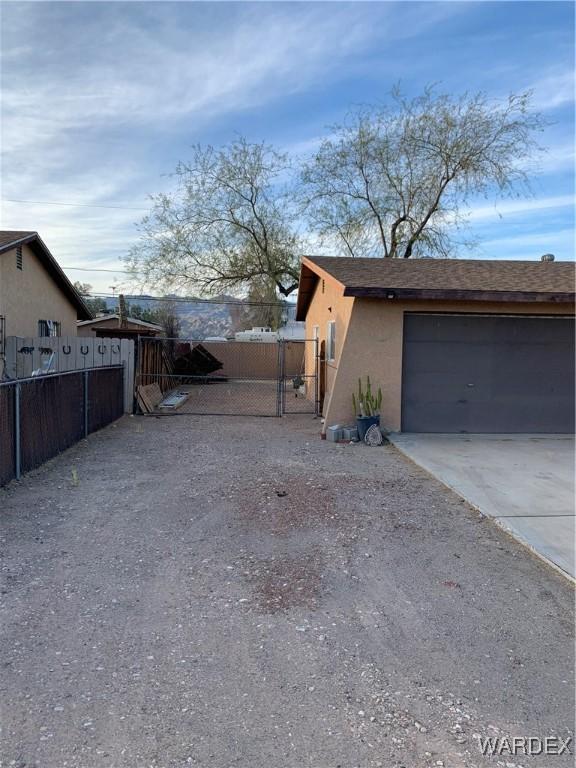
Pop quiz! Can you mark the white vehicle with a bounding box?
[234,326,279,343]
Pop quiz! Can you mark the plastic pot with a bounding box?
[356,415,380,441]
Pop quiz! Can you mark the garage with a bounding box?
[401,313,575,433]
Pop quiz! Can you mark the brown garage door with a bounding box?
[401,314,575,433]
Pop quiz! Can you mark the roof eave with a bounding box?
[343,287,576,303]
[296,257,348,320]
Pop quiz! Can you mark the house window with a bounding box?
[38,320,61,337]
[327,320,336,361]
[16,246,22,270]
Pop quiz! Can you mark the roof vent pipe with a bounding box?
[541,253,555,262]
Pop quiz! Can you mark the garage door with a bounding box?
[401,314,575,433]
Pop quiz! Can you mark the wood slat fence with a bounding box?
[3,336,134,412]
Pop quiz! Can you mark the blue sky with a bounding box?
[1,1,574,294]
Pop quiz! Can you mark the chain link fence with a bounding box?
[0,366,124,487]
[136,338,319,417]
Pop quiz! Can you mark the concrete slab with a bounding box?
[389,433,575,579]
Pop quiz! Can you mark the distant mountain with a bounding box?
[105,294,297,339]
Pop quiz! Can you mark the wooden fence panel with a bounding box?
[5,336,135,412]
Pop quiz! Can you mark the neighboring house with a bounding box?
[0,230,92,348]
[77,314,163,339]
[296,256,575,434]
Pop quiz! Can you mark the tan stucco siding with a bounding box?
[303,276,355,409]
[322,298,574,432]
[0,244,78,337]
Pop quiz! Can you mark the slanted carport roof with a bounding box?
[296,256,576,320]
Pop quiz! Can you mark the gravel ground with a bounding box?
[0,413,573,768]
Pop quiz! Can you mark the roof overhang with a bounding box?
[295,257,348,320]
[343,287,576,303]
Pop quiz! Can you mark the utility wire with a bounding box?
[2,198,149,211]
[65,267,298,306]
[64,266,136,274]
[84,293,296,308]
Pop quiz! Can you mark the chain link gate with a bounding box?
[136,337,319,417]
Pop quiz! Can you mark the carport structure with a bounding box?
[136,337,320,417]
[296,256,576,434]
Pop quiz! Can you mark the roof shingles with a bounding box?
[296,256,575,319]
[0,230,37,251]
[306,256,575,294]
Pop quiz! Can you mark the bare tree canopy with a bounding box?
[126,138,301,297]
[301,87,546,258]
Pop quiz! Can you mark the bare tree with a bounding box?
[126,138,301,297]
[301,87,546,258]
[155,300,181,339]
[230,278,285,332]
[73,281,109,315]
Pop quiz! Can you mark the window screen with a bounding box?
[327,321,336,361]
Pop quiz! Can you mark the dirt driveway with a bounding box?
[0,414,573,768]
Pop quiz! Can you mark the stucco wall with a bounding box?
[303,276,355,410]
[322,298,575,432]
[0,244,78,337]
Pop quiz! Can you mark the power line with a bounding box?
[65,267,298,306]
[84,293,296,309]
[64,266,135,274]
[2,198,149,211]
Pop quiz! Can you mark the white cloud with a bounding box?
[477,227,574,261]
[1,2,573,288]
[529,69,575,111]
[465,195,574,222]
[1,1,463,291]
[535,142,575,174]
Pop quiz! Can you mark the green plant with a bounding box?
[353,376,382,417]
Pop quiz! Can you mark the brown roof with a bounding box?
[0,230,37,249]
[0,230,92,320]
[78,314,163,331]
[296,256,576,319]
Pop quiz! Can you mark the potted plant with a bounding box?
[353,376,382,441]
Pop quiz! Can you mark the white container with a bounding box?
[234,327,279,343]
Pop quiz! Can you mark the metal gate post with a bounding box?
[83,370,89,437]
[314,336,320,416]
[281,340,286,415]
[14,383,21,480]
[276,340,284,417]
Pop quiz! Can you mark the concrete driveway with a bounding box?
[389,434,575,579]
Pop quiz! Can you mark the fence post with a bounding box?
[14,383,21,480]
[83,370,89,437]
[276,341,283,417]
[314,336,320,417]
